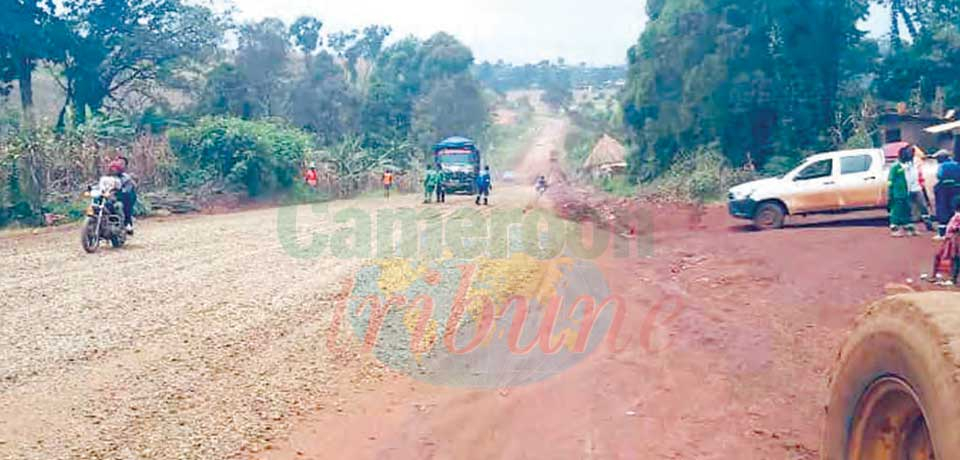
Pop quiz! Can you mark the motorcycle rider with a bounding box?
[535,175,548,195]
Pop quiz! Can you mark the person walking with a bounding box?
[903,147,934,232]
[889,146,915,237]
[475,165,492,206]
[423,165,437,204]
[382,169,394,199]
[435,164,447,204]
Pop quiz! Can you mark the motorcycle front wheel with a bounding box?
[110,231,126,248]
[81,221,100,254]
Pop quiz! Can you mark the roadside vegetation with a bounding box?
[5,0,953,227]
[622,0,960,181]
[0,1,492,227]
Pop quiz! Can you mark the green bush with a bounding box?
[639,146,757,204]
[599,175,636,197]
[168,117,313,197]
[564,124,599,171]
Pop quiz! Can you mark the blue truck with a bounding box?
[433,137,481,195]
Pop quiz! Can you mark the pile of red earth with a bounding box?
[550,184,705,237]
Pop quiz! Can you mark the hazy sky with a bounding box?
[225,0,891,66]
[225,0,646,65]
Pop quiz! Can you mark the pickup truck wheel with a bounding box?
[821,293,960,460]
[752,202,785,230]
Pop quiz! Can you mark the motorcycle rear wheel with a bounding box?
[81,222,100,254]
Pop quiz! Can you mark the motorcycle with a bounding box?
[81,178,128,254]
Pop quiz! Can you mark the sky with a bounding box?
[222,0,892,66]
[223,0,647,66]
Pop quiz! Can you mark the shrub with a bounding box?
[599,175,636,197]
[639,146,757,204]
[168,117,313,197]
[0,123,176,227]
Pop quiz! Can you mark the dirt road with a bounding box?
[261,202,949,459]
[1,112,952,460]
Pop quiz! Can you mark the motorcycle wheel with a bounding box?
[110,231,126,248]
[81,221,100,254]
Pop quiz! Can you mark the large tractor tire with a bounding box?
[822,292,960,460]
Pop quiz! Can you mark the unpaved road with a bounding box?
[0,194,386,459]
[263,202,949,460]
[1,111,953,460]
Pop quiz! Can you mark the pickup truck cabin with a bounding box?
[728,148,939,229]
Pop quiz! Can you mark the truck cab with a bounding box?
[728,148,940,229]
[433,137,481,195]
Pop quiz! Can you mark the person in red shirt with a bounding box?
[304,163,319,188]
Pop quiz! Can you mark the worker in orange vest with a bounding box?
[382,169,395,198]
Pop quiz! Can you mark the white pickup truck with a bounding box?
[728,148,940,229]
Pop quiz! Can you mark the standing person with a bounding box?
[903,147,934,231]
[888,147,915,237]
[435,164,447,204]
[934,150,960,239]
[382,169,394,199]
[116,156,137,234]
[475,165,492,206]
[423,165,436,204]
[304,162,319,189]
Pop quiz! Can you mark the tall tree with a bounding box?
[233,18,290,118]
[290,16,323,56]
[329,25,392,83]
[289,51,358,143]
[58,0,224,126]
[622,0,871,178]
[412,73,488,148]
[0,0,65,126]
[873,0,960,108]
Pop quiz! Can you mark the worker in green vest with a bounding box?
[434,163,447,204]
[424,165,438,204]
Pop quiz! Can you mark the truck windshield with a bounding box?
[437,154,475,163]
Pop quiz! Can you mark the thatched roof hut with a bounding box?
[583,134,627,176]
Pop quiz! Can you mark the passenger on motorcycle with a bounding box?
[101,160,126,221]
[115,156,137,234]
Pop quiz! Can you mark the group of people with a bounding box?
[889,145,960,285]
[422,164,493,206]
[303,162,494,206]
[422,165,446,204]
